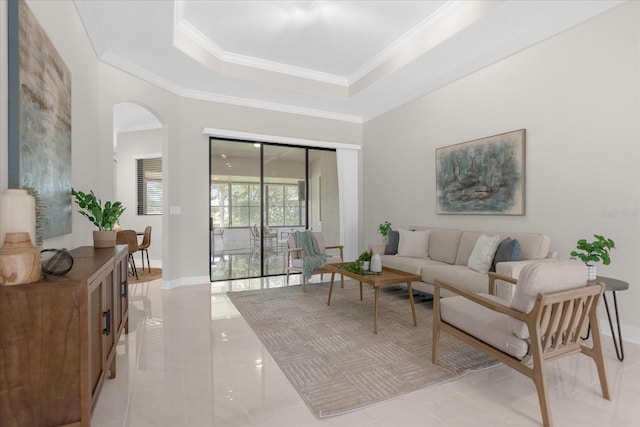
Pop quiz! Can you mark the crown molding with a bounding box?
[73,0,106,57]
[347,1,460,85]
[174,1,348,87]
[182,89,362,123]
[100,52,362,124]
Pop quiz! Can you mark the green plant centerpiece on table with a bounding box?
[340,250,375,275]
[570,234,615,281]
[72,188,126,248]
[378,221,392,241]
[358,250,372,263]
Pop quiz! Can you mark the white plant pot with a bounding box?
[587,264,597,281]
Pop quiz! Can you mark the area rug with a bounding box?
[128,267,162,284]
[227,282,500,418]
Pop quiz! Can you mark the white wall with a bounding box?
[98,67,362,287]
[116,128,163,267]
[363,2,640,337]
[1,1,362,288]
[0,0,103,251]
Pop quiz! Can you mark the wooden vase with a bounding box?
[93,230,117,248]
[0,232,42,286]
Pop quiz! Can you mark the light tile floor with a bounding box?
[92,275,640,427]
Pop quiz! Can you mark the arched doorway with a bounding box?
[113,102,164,273]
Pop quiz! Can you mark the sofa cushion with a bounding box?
[490,238,521,272]
[385,230,400,255]
[509,259,587,339]
[440,293,529,359]
[397,229,430,258]
[467,234,501,274]
[380,255,445,275]
[425,228,462,264]
[500,232,550,260]
[456,231,550,265]
[422,265,489,294]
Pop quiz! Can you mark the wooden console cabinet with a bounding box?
[0,245,129,427]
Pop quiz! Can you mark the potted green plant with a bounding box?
[358,249,373,270]
[570,234,615,280]
[378,221,392,241]
[72,188,126,248]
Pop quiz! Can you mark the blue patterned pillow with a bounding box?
[491,238,521,272]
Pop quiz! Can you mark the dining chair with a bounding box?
[137,226,152,273]
[116,229,139,280]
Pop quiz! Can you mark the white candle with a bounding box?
[0,189,37,247]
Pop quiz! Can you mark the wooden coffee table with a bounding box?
[324,264,421,334]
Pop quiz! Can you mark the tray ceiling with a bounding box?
[75,0,623,123]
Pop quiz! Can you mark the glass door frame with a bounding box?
[210,137,335,282]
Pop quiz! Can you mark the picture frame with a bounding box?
[436,129,525,215]
[8,0,72,239]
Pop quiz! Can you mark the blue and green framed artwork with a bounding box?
[436,129,525,215]
[8,0,72,239]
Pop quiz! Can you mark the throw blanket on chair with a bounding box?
[293,231,328,280]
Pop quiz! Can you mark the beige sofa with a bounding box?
[371,227,555,301]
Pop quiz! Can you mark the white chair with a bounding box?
[432,259,611,427]
[286,231,343,292]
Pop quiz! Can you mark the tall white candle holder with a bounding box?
[0,189,37,246]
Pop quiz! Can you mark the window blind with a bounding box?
[136,157,162,215]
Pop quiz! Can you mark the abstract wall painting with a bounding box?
[8,0,72,239]
[436,129,525,215]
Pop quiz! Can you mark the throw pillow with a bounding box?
[385,230,400,255]
[490,238,522,272]
[467,234,501,274]
[509,259,587,339]
[397,229,430,259]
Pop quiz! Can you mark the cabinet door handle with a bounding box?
[102,309,111,335]
[121,280,128,298]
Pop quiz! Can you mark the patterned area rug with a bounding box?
[227,281,499,418]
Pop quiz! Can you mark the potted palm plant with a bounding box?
[570,234,615,281]
[71,188,126,248]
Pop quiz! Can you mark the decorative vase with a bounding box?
[0,232,42,286]
[0,189,36,247]
[362,261,370,271]
[93,230,117,248]
[587,264,597,281]
[370,253,382,273]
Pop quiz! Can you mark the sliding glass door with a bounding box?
[210,138,338,282]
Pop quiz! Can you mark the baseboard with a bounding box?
[600,316,640,344]
[161,275,210,290]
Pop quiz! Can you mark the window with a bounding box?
[137,157,162,215]
[210,181,303,228]
[266,183,302,227]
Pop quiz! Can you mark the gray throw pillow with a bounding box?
[385,230,400,255]
[490,238,521,272]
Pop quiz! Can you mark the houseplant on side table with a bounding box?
[570,234,615,281]
[378,221,392,242]
[71,188,126,248]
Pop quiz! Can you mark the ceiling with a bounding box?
[76,0,623,125]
